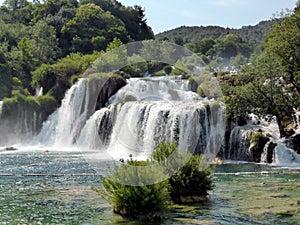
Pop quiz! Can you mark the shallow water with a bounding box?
[0,150,299,224]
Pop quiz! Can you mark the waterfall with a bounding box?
[34,78,102,147]
[228,127,253,160]
[295,110,300,133]
[77,101,224,159]
[35,87,43,97]
[272,141,300,167]
[108,77,198,103]
[35,76,225,160]
[260,141,277,164]
[0,101,3,116]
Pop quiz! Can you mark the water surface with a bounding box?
[0,150,299,224]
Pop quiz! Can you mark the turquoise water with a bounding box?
[0,150,299,224]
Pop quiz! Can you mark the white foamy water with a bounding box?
[109,77,200,103]
[34,76,225,161]
[0,101,3,115]
[273,141,300,167]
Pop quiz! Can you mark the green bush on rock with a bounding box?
[95,156,170,220]
[151,142,213,203]
[97,142,213,220]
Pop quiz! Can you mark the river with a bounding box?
[0,148,299,224]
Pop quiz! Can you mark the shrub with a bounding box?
[151,142,213,203]
[168,154,212,203]
[97,142,213,220]
[70,75,79,85]
[96,156,170,220]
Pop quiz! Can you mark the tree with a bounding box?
[264,8,300,95]
[61,3,129,53]
[106,37,123,51]
[0,43,12,99]
[223,9,300,137]
[30,21,59,63]
[1,0,33,24]
[196,38,215,55]
[173,35,184,46]
[79,1,154,41]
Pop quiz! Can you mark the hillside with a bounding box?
[155,20,274,44]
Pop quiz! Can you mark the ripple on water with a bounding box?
[0,150,299,224]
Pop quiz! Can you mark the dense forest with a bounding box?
[156,20,277,71]
[156,20,274,44]
[0,0,154,102]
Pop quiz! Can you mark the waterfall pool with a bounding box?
[0,149,299,224]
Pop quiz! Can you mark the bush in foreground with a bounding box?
[151,142,213,203]
[95,157,170,220]
[96,142,213,220]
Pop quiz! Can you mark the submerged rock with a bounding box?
[178,195,208,204]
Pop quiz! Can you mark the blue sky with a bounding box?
[119,0,297,33]
[0,0,297,34]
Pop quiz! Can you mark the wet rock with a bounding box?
[287,134,300,154]
[95,76,127,110]
[5,146,18,151]
[250,132,270,162]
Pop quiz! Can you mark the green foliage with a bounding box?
[2,90,39,117]
[221,9,300,137]
[151,142,213,203]
[62,3,129,54]
[106,37,123,52]
[69,74,79,85]
[156,21,274,45]
[79,0,154,41]
[157,24,274,69]
[250,132,268,148]
[97,142,213,219]
[36,94,57,120]
[0,0,154,100]
[151,142,178,164]
[31,63,55,94]
[169,155,212,202]
[163,65,172,75]
[190,74,223,99]
[173,35,184,46]
[29,20,59,63]
[264,9,300,97]
[97,156,170,219]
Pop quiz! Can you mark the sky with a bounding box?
[118,0,297,34]
[0,0,297,34]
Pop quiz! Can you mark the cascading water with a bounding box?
[272,141,300,167]
[227,127,253,160]
[0,101,3,116]
[295,110,300,133]
[34,78,102,147]
[35,87,43,97]
[226,113,300,166]
[35,76,226,160]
